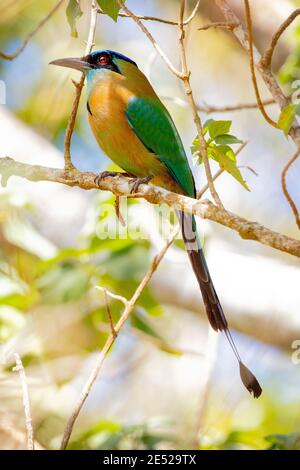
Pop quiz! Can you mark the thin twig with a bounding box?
[243,0,278,129]
[215,0,288,106]
[98,0,200,26]
[197,141,248,199]
[0,0,65,61]
[161,95,276,113]
[63,0,98,171]
[198,98,276,113]
[198,21,238,31]
[115,196,126,227]
[1,157,300,258]
[95,286,128,306]
[281,150,300,230]
[238,165,258,177]
[13,353,34,450]
[182,0,201,25]
[115,0,183,78]
[0,420,44,450]
[60,227,178,450]
[178,0,223,208]
[197,167,224,200]
[215,0,300,229]
[261,9,300,69]
[215,0,300,141]
[103,288,117,338]
[98,10,178,25]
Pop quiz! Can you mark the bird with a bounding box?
[50,50,262,398]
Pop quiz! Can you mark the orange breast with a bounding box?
[88,75,162,177]
[87,72,183,194]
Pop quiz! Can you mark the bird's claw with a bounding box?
[130,176,153,194]
[94,171,121,187]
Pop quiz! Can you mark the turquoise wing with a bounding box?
[125,97,195,198]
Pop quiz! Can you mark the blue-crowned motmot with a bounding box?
[50,50,261,397]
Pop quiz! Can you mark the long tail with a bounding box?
[178,211,262,398]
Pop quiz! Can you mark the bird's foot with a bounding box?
[94,171,132,187]
[130,176,153,194]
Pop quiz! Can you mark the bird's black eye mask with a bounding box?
[85,52,122,74]
[84,50,138,75]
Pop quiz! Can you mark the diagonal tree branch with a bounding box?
[261,8,300,69]
[215,0,300,229]
[13,353,34,451]
[115,0,183,78]
[243,0,278,128]
[214,0,297,136]
[2,0,300,452]
[198,20,238,31]
[161,95,277,113]
[63,0,98,171]
[178,0,223,208]
[98,0,200,26]
[0,0,65,61]
[1,156,299,258]
[60,226,178,449]
[281,149,300,230]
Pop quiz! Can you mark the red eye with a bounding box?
[99,55,109,65]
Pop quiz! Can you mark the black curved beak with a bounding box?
[49,56,92,72]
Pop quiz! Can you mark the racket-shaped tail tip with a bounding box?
[239,361,262,398]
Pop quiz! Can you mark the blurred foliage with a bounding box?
[201,395,300,450]
[1,0,300,452]
[68,418,175,450]
[0,190,162,352]
[0,0,88,141]
[0,189,180,448]
[0,1,54,50]
[202,430,300,450]
[265,433,300,450]
[279,24,300,87]
[1,190,300,450]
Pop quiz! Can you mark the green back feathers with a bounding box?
[86,53,195,198]
[125,96,195,198]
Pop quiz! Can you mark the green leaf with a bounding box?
[97,0,125,22]
[191,136,204,165]
[206,120,232,139]
[209,146,250,191]
[66,0,83,38]
[207,144,233,162]
[278,104,297,136]
[202,119,215,135]
[215,145,236,161]
[190,136,200,155]
[214,134,243,145]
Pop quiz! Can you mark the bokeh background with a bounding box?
[1,0,300,450]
